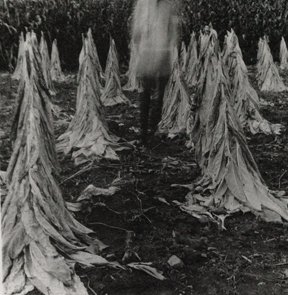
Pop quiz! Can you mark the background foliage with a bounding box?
[0,0,288,71]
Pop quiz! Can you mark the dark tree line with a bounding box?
[0,0,288,71]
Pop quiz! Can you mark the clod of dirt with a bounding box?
[167,255,184,268]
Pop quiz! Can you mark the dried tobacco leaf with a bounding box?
[178,31,288,223]
[223,29,283,135]
[57,51,124,164]
[3,38,109,295]
[280,36,288,70]
[101,38,130,107]
[256,36,287,92]
[50,39,66,82]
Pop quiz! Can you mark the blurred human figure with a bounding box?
[132,0,178,145]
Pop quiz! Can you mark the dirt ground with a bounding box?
[1,68,288,295]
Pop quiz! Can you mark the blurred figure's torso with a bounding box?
[132,0,178,78]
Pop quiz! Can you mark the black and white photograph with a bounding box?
[1,0,288,294]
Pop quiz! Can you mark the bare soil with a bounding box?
[1,68,288,295]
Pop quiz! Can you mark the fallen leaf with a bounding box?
[127,263,166,281]
[66,202,82,212]
[156,197,170,206]
[77,184,120,202]
[241,255,252,263]
[171,183,194,190]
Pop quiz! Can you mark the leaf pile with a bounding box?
[280,36,288,70]
[256,36,287,92]
[185,32,198,87]
[158,50,193,138]
[86,28,105,85]
[223,29,283,135]
[104,37,120,79]
[11,32,25,80]
[40,31,56,95]
[3,33,110,295]
[50,39,66,82]
[178,31,288,224]
[57,51,123,165]
[78,33,86,79]
[101,38,129,107]
[198,24,218,61]
[77,35,103,94]
[12,31,59,127]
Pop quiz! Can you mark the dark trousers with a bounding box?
[139,76,169,144]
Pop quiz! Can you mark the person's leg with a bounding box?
[150,76,169,135]
[139,77,152,144]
